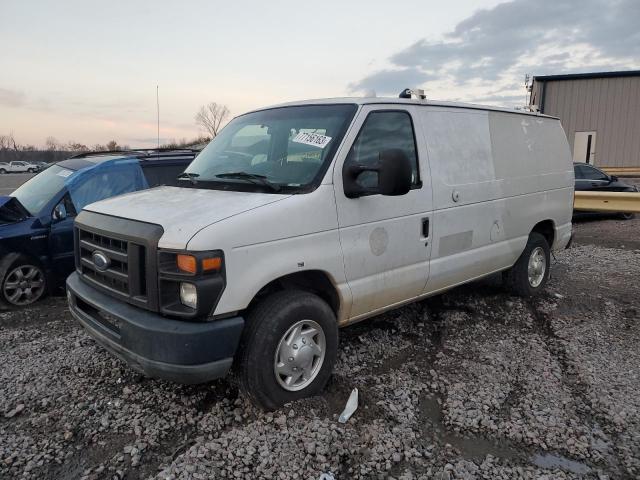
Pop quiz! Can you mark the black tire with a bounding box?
[27,168,35,173]
[504,232,550,297]
[0,254,47,307]
[0,169,6,174]
[237,290,338,410]
[620,212,635,220]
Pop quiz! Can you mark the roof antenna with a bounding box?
[156,85,160,152]
[399,88,426,100]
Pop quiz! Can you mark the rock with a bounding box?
[4,404,25,418]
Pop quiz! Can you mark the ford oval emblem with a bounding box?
[92,251,110,271]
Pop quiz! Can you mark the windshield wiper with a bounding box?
[177,172,200,185]
[215,172,281,192]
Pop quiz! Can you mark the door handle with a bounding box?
[422,218,430,238]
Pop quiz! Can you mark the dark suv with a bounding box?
[0,149,198,307]
[573,162,638,219]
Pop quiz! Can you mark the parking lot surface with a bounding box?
[0,173,35,196]
[1,215,639,480]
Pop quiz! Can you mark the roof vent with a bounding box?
[399,88,426,100]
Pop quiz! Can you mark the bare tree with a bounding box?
[0,133,22,161]
[195,102,230,138]
[105,140,119,151]
[161,135,210,149]
[0,134,10,151]
[45,136,59,151]
[67,141,89,153]
[0,133,18,151]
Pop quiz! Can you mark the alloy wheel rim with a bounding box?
[527,247,546,288]
[274,319,326,392]
[4,265,45,306]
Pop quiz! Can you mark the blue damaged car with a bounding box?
[0,149,198,307]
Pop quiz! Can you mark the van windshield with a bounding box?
[183,104,357,193]
[11,165,76,215]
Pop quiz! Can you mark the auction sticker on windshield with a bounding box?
[292,132,332,149]
[56,169,73,178]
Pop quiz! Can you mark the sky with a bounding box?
[1,0,639,148]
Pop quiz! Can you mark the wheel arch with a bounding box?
[531,219,555,248]
[246,270,342,319]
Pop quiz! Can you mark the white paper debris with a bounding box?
[338,388,358,423]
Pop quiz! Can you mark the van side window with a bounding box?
[346,111,419,189]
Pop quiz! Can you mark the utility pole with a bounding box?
[156,85,160,150]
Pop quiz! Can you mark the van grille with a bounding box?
[77,229,147,300]
[74,211,163,311]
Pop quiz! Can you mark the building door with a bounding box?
[573,131,597,164]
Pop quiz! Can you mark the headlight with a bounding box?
[158,249,225,319]
[179,282,198,309]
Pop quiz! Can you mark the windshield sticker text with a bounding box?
[292,132,332,149]
[56,169,73,178]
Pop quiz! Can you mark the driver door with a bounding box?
[332,105,433,320]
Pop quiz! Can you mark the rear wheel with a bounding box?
[0,255,47,307]
[504,232,550,297]
[237,290,338,410]
[0,169,6,174]
[27,168,35,173]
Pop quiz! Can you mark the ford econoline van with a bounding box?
[66,95,574,409]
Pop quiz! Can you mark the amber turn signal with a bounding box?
[176,254,197,274]
[202,257,222,272]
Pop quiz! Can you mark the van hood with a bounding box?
[84,186,291,249]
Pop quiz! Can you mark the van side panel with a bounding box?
[489,111,574,250]
[420,108,573,293]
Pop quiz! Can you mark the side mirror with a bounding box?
[610,175,618,182]
[343,149,413,198]
[52,203,67,222]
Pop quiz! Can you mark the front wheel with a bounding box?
[0,169,6,174]
[237,290,338,410]
[504,232,550,297]
[0,255,47,307]
[620,212,635,220]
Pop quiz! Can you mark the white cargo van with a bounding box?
[67,95,574,409]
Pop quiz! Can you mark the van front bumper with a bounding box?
[66,272,244,384]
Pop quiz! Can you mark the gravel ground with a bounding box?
[1,216,639,480]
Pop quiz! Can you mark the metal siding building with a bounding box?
[530,71,640,168]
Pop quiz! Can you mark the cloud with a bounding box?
[348,68,429,96]
[0,88,26,108]
[350,0,640,104]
